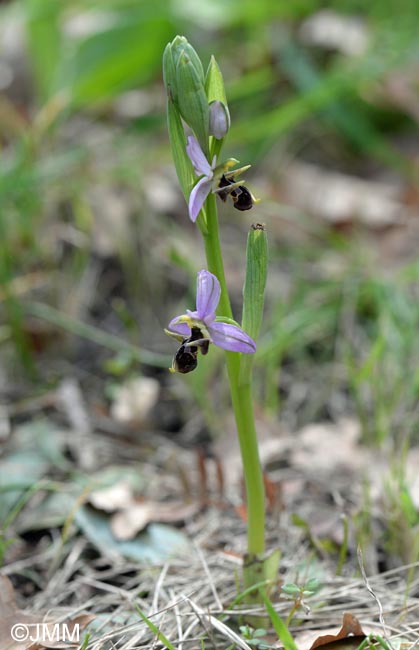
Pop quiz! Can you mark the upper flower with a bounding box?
[186,135,256,223]
[167,270,256,355]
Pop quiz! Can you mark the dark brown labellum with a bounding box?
[172,326,210,373]
[217,174,234,202]
[232,185,253,211]
[216,174,254,211]
[173,343,198,373]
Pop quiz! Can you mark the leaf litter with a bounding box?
[0,575,93,650]
[2,407,419,649]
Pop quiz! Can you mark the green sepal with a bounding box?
[167,96,194,203]
[205,55,228,105]
[240,223,268,384]
[214,316,241,327]
[175,50,209,155]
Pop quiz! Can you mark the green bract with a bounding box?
[240,223,268,384]
[167,97,194,202]
[205,55,228,106]
[242,223,268,342]
[162,41,177,101]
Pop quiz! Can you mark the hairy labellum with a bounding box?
[217,174,254,211]
[172,326,209,374]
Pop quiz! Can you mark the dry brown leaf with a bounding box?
[29,614,95,649]
[214,411,291,490]
[111,501,200,540]
[309,612,366,650]
[89,477,200,541]
[110,376,159,425]
[0,576,93,650]
[292,418,364,473]
[89,480,134,512]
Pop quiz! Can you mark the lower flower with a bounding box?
[166,270,256,372]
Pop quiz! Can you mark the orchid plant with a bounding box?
[163,36,277,592]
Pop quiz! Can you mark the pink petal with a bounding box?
[189,177,212,222]
[167,317,190,337]
[196,270,220,321]
[208,321,256,353]
[186,136,213,177]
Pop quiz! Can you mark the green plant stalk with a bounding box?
[200,193,265,559]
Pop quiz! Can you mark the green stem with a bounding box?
[201,193,265,557]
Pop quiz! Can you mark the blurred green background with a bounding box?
[1,0,419,449]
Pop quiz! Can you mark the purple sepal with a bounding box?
[195,269,220,321]
[186,136,212,177]
[208,320,256,353]
[188,176,212,222]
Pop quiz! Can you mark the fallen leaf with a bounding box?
[292,418,364,473]
[310,612,366,649]
[111,501,200,540]
[110,376,159,425]
[29,614,95,649]
[89,478,200,541]
[89,481,133,512]
[0,576,93,650]
[75,507,192,562]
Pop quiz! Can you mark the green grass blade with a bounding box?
[135,605,176,650]
[260,590,298,650]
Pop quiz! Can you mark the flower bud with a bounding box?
[209,100,230,139]
[164,36,206,102]
[171,36,205,84]
[175,49,209,154]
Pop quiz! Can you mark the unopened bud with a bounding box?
[171,36,205,84]
[209,100,230,139]
[175,50,209,154]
